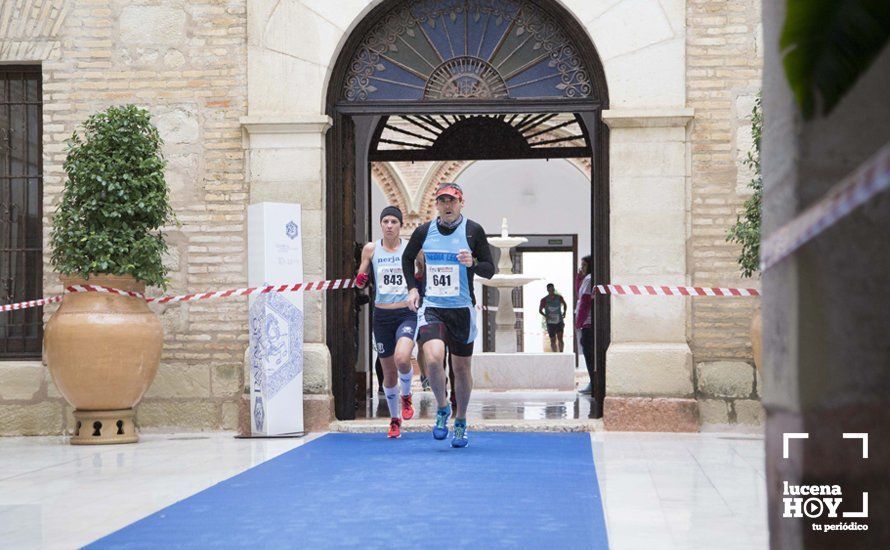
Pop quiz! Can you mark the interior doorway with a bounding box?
[518,249,575,354]
[479,235,577,355]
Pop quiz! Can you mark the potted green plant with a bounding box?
[727,94,762,371]
[44,105,175,444]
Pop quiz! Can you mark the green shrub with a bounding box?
[726,94,762,279]
[51,105,175,288]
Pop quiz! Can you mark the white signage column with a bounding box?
[247,203,304,435]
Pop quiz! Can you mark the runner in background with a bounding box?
[539,283,567,352]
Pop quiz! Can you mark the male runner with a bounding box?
[539,283,568,352]
[403,183,494,448]
[356,206,417,438]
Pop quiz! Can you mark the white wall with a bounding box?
[372,159,591,255]
[455,159,591,257]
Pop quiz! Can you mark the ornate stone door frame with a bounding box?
[323,0,611,420]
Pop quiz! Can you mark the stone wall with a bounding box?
[0,0,248,434]
[687,0,764,424]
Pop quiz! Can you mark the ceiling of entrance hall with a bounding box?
[342,0,595,101]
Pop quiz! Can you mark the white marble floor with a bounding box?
[593,432,768,550]
[0,433,320,549]
[0,431,767,549]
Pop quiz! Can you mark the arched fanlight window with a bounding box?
[343,0,596,101]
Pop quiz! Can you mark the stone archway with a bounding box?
[324,0,611,420]
[370,162,412,220]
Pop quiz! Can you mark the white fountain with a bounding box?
[472,218,575,391]
[482,218,538,353]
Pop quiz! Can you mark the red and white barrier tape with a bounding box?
[761,143,890,271]
[0,278,356,313]
[0,295,63,312]
[595,284,759,297]
[472,285,759,316]
[4,279,762,313]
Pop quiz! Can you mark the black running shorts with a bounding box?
[546,322,565,337]
[416,306,476,357]
[372,307,417,358]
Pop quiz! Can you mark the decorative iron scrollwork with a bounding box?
[424,56,508,99]
[343,0,593,101]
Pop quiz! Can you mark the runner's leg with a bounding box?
[446,348,457,409]
[374,310,403,437]
[451,353,473,419]
[393,336,415,419]
[423,339,448,409]
[547,324,557,352]
[380,356,400,419]
[418,342,431,390]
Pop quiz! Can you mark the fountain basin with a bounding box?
[483,275,540,288]
[487,236,527,249]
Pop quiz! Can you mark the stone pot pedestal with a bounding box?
[72,409,137,445]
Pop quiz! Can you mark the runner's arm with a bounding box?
[466,221,495,279]
[415,251,425,278]
[402,223,429,292]
[560,295,568,318]
[539,298,547,317]
[355,242,375,288]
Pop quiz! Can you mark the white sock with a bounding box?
[384,385,399,419]
[398,370,413,396]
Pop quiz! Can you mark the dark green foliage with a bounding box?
[51,105,175,288]
[727,95,762,279]
[781,0,890,119]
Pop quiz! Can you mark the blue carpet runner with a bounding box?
[89,432,608,548]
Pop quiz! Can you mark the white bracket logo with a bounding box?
[783,432,809,459]
[782,431,869,520]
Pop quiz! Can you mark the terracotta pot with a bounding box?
[750,304,762,372]
[45,274,163,412]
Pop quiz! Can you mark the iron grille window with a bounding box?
[1,66,42,359]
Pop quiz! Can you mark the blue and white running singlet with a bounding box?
[421,218,472,309]
[372,239,409,305]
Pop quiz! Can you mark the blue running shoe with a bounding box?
[433,406,451,440]
[451,420,468,448]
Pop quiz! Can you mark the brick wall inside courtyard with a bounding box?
[687,0,763,424]
[0,0,249,434]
